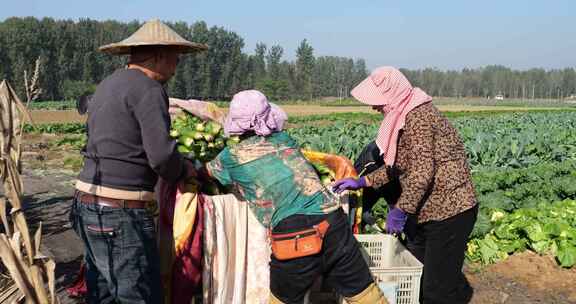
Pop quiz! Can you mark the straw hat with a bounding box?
[99,19,208,55]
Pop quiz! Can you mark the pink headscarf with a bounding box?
[224,90,288,136]
[351,66,432,166]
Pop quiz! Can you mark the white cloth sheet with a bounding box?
[203,194,271,304]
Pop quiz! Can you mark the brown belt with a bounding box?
[76,191,151,209]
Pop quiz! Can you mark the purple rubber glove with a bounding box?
[332,176,367,194]
[385,207,407,234]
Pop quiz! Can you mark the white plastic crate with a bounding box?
[341,234,423,304]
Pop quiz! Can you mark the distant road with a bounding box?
[29,105,570,124]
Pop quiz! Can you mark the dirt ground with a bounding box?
[490,252,576,302]
[1,167,81,303]
[29,104,568,123]
[30,110,85,124]
[1,134,575,303]
[467,252,576,304]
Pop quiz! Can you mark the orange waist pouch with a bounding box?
[270,220,330,260]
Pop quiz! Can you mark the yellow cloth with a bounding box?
[173,191,198,254]
[301,150,358,180]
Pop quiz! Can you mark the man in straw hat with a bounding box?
[70,19,207,303]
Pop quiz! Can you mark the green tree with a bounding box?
[188,21,211,99]
[266,45,283,81]
[295,39,315,99]
[254,43,267,83]
[257,78,290,101]
[353,59,368,86]
[562,68,576,97]
[4,16,575,101]
[62,79,96,101]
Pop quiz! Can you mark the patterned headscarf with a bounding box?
[351,66,432,165]
[224,90,287,136]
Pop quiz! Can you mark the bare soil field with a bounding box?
[1,134,574,303]
[468,252,576,304]
[29,104,568,124]
[30,110,85,124]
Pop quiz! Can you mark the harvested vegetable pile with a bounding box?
[467,200,576,268]
[170,113,239,162]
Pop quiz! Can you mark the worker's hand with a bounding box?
[385,207,407,234]
[332,177,367,194]
[184,160,198,179]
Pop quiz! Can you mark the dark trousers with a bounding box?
[405,205,478,304]
[270,209,374,304]
[70,196,163,304]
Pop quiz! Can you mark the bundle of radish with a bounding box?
[171,113,240,163]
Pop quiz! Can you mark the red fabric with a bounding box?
[351,66,432,166]
[158,180,204,304]
[158,180,178,234]
[66,262,87,298]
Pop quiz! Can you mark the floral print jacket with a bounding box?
[207,132,340,228]
[365,103,477,223]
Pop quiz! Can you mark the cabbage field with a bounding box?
[287,111,576,268]
[25,110,576,268]
[288,111,576,169]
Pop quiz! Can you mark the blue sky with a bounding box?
[2,0,575,70]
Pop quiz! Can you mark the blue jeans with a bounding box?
[70,195,163,304]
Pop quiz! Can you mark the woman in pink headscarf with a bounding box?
[334,67,478,304]
[197,90,386,304]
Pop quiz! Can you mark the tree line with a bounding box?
[402,66,576,100]
[0,17,367,101]
[0,17,574,102]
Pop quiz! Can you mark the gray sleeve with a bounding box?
[132,87,186,183]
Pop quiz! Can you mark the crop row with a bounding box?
[29,100,76,110]
[23,123,86,134]
[288,111,576,170]
[28,112,576,171]
[471,160,576,237]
